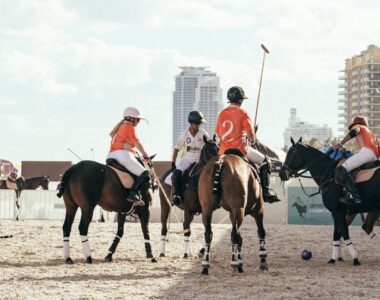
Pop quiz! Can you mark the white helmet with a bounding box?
[123,107,145,120]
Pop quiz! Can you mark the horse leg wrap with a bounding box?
[63,237,70,259]
[184,236,190,255]
[160,235,167,255]
[144,239,152,256]
[109,235,121,254]
[202,244,210,267]
[332,240,340,260]
[231,244,238,266]
[345,239,358,259]
[259,239,267,259]
[80,235,91,258]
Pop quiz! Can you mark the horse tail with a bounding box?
[57,167,74,198]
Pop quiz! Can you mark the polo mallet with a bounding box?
[253,44,270,129]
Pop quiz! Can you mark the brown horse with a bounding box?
[159,136,219,258]
[57,160,156,264]
[198,151,268,275]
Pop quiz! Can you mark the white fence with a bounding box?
[0,190,17,219]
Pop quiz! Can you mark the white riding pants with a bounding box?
[341,147,377,172]
[164,156,198,185]
[246,146,266,166]
[107,150,145,176]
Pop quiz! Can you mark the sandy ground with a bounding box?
[1,219,380,299]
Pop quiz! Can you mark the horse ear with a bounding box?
[254,124,258,133]
[149,154,157,160]
[298,137,302,143]
[203,135,208,143]
[290,137,295,145]
[212,134,216,142]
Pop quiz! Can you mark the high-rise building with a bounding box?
[283,108,333,148]
[172,67,223,147]
[338,45,380,137]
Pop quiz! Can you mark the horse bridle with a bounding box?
[282,145,334,179]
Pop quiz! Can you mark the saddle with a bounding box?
[337,159,380,183]
[223,149,260,180]
[5,179,17,190]
[106,159,135,189]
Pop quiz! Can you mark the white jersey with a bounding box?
[175,127,210,160]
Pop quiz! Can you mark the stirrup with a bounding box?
[264,194,281,203]
[339,193,361,206]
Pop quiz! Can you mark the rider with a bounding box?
[333,116,380,205]
[215,86,280,203]
[107,107,151,206]
[165,111,209,206]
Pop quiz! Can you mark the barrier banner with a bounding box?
[288,186,361,225]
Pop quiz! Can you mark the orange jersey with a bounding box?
[215,105,253,155]
[110,122,138,153]
[353,124,380,157]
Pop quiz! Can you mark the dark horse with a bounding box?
[0,176,49,197]
[57,160,156,264]
[280,138,380,265]
[159,136,219,258]
[198,149,268,275]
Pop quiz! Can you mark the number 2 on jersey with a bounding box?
[221,120,234,142]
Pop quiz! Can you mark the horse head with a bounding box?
[199,135,219,165]
[279,137,307,181]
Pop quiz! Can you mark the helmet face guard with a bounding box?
[227,86,248,103]
[188,111,206,125]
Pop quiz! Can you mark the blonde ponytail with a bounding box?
[109,119,125,138]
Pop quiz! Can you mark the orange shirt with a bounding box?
[353,124,380,157]
[110,122,138,153]
[215,104,253,155]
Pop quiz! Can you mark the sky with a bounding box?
[1,0,380,164]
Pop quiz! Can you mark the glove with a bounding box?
[171,162,176,171]
[143,155,150,163]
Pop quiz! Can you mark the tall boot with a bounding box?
[335,166,361,205]
[171,169,183,206]
[259,162,281,203]
[127,170,150,206]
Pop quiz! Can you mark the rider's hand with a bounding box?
[332,143,342,151]
[142,155,150,163]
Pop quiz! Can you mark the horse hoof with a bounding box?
[183,253,189,259]
[86,256,93,264]
[237,266,244,273]
[201,268,209,275]
[328,259,336,264]
[159,253,165,257]
[150,258,158,263]
[105,254,113,262]
[259,263,268,271]
[338,257,344,261]
[65,258,74,264]
[353,258,361,266]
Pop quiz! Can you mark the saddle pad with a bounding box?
[6,180,17,190]
[108,166,134,189]
[355,166,380,183]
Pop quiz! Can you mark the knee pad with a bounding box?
[335,166,348,184]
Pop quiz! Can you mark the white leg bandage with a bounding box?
[332,240,340,260]
[160,235,167,255]
[346,240,358,259]
[63,237,70,259]
[231,244,238,265]
[184,236,190,255]
[80,235,91,258]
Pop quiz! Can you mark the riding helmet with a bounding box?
[123,107,146,120]
[227,86,248,103]
[188,111,206,125]
[348,115,369,129]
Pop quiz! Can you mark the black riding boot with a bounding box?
[171,169,183,206]
[335,166,361,205]
[127,170,150,206]
[259,162,281,203]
